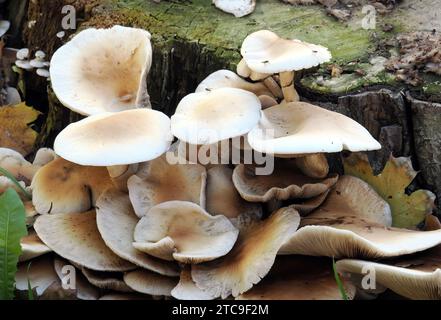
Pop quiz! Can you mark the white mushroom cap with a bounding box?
[241,30,332,74]
[50,25,153,115]
[16,48,30,60]
[5,87,22,105]
[15,60,33,70]
[54,109,172,166]
[212,0,256,18]
[35,50,46,59]
[30,59,46,68]
[195,69,273,97]
[248,102,381,155]
[15,256,58,296]
[0,20,10,38]
[171,88,261,145]
[36,68,50,78]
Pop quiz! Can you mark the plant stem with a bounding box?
[280,71,299,102]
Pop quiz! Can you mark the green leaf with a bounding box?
[27,262,34,301]
[0,188,28,300]
[333,258,348,301]
[0,167,32,200]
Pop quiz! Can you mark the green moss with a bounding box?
[301,57,397,94]
[108,0,376,65]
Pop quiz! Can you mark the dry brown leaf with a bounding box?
[0,102,40,156]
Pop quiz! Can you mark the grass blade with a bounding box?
[0,167,32,200]
[333,258,349,301]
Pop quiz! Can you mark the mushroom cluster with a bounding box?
[10,27,441,300]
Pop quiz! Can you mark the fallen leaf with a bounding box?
[0,103,40,156]
[343,153,435,229]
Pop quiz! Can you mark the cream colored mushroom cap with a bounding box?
[248,102,381,155]
[19,229,52,262]
[133,201,239,264]
[54,109,172,166]
[124,269,178,296]
[50,25,152,115]
[336,247,441,300]
[171,88,261,145]
[280,176,441,258]
[241,30,332,74]
[195,70,273,97]
[213,0,256,18]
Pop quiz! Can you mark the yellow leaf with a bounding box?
[0,103,41,156]
[343,153,435,229]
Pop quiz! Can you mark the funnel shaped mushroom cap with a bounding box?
[96,189,180,276]
[34,211,135,272]
[54,109,172,166]
[192,207,301,299]
[233,162,338,202]
[238,256,356,300]
[123,269,178,296]
[337,246,441,300]
[171,88,261,145]
[50,25,152,115]
[248,102,381,155]
[134,201,239,264]
[128,153,207,218]
[195,70,273,97]
[81,267,133,293]
[280,176,441,258]
[241,30,332,74]
[171,268,217,300]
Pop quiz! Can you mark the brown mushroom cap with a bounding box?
[133,201,239,264]
[337,245,441,300]
[128,153,207,218]
[34,210,135,272]
[31,157,113,214]
[206,166,262,219]
[192,207,301,299]
[232,162,338,202]
[280,176,441,258]
[238,256,356,300]
[96,188,180,276]
[123,269,179,296]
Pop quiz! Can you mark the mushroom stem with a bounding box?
[263,77,283,99]
[279,71,299,102]
[107,164,139,191]
[295,154,329,179]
